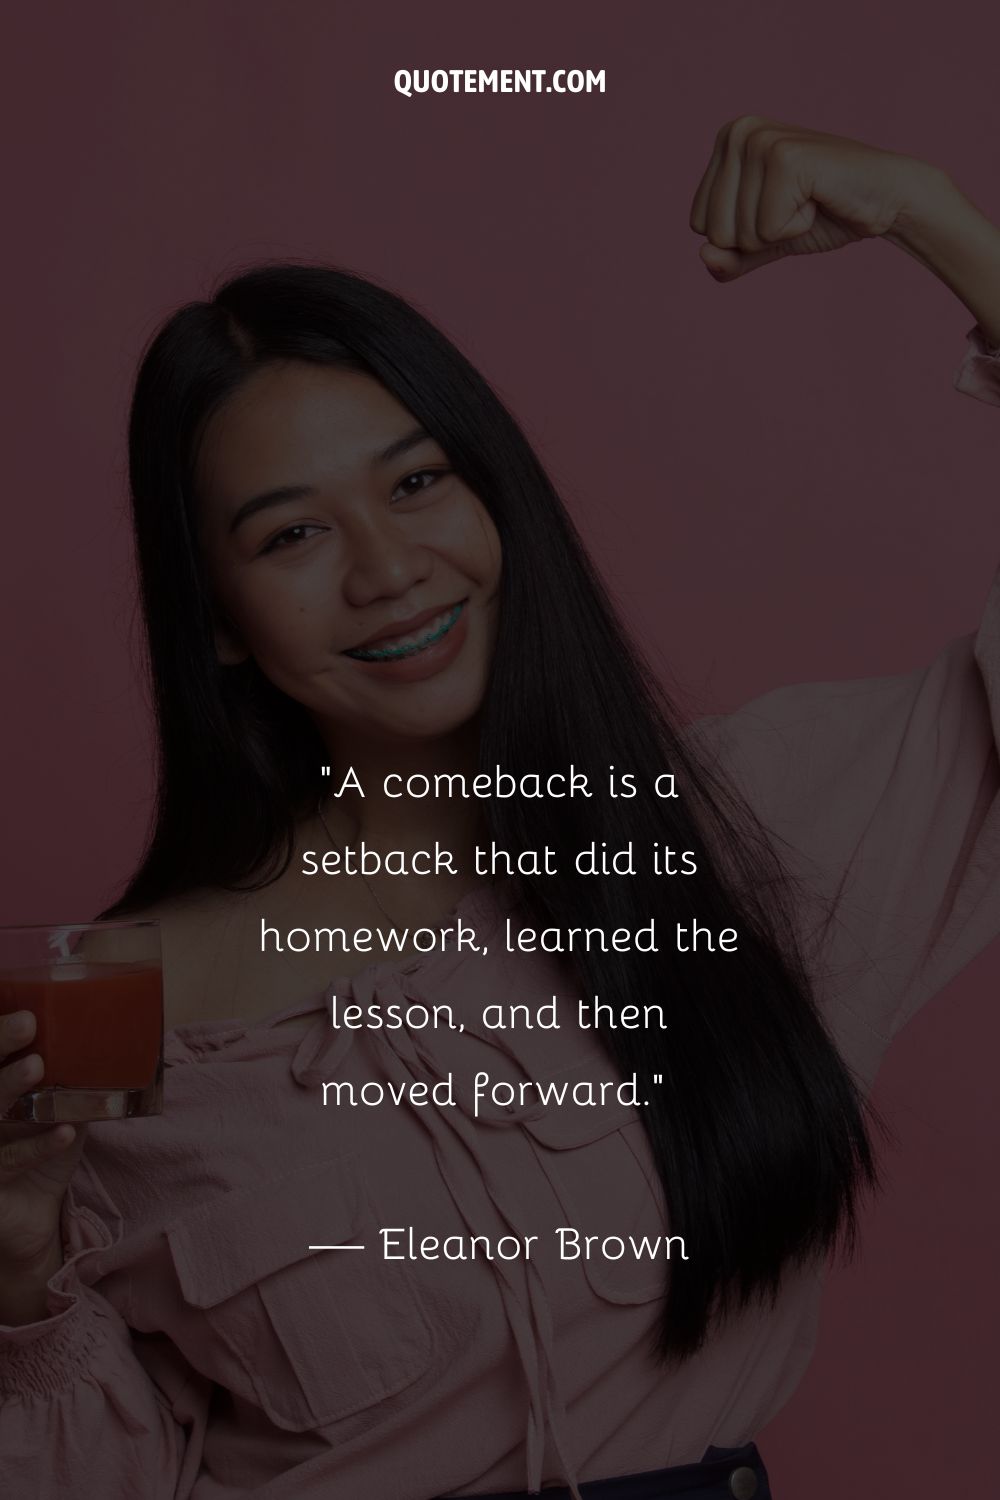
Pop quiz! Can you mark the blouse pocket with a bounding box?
[520,1063,672,1306]
[165,1152,436,1431]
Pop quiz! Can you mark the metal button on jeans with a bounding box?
[728,1467,758,1499]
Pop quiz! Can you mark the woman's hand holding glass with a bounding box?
[0,1011,86,1325]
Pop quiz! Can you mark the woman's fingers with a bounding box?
[689,131,725,236]
[0,1011,82,1180]
[0,1012,43,1120]
[1,1008,36,1059]
[0,1123,76,1178]
[692,117,765,247]
[0,1005,84,1273]
[699,241,792,281]
[0,1052,44,1112]
[0,1013,71,1160]
[704,118,759,247]
[693,117,824,270]
[755,138,816,243]
[735,139,768,251]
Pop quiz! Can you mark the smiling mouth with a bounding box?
[344,602,466,662]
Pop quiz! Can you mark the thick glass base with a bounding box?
[3,1067,163,1123]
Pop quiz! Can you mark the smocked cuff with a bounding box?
[0,1281,108,1398]
[955,325,1000,406]
[0,1193,114,1398]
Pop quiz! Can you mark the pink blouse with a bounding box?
[2,332,1000,1500]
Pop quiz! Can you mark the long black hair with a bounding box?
[104,263,877,1358]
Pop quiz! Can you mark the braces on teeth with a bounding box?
[346,603,463,661]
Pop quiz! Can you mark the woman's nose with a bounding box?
[340,512,433,607]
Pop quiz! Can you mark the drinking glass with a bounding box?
[0,920,163,1123]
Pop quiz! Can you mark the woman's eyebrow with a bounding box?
[376,424,433,465]
[228,484,316,536]
[226,428,436,536]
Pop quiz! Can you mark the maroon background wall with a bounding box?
[2,3,997,1495]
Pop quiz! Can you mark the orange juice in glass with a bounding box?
[0,920,162,1123]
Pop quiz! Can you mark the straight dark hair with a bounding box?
[103,263,877,1358]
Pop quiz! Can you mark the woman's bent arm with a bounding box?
[691,115,1000,345]
[888,169,1000,346]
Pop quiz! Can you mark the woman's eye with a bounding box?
[260,524,324,554]
[391,468,449,502]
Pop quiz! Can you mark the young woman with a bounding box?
[2,118,999,1500]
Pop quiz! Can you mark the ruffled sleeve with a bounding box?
[955,324,1000,405]
[0,1166,210,1497]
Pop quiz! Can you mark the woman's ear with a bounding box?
[213,612,251,666]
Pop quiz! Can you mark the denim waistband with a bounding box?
[446,1443,770,1499]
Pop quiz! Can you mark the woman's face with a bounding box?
[194,360,502,746]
